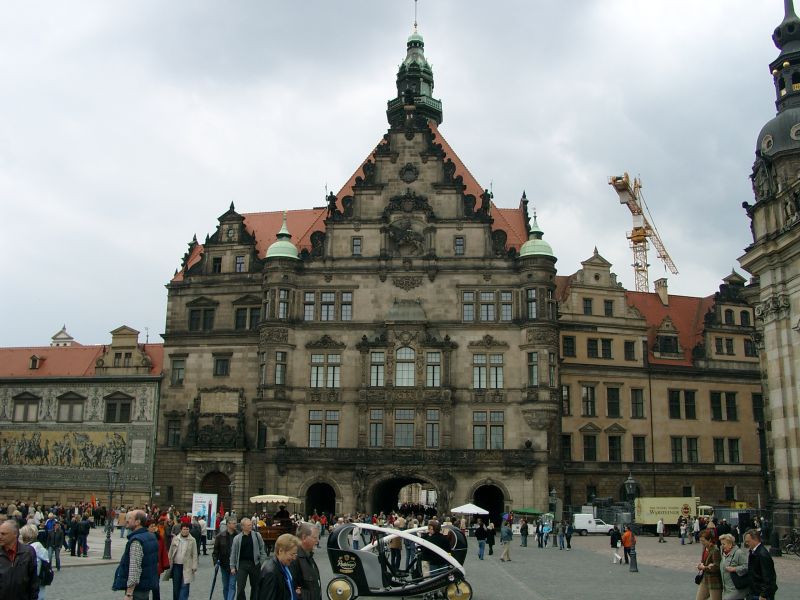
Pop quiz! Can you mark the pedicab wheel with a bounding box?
[327,576,357,600]
[445,580,473,600]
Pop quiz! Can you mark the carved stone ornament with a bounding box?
[260,328,289,345]
[521,407,557,430]
[399,163,419,184]
[755,294,791,324]
[383,189,436,220]
[387,218,426,255]
[393,276,423,291]
[262,406,291,428]
[467,334,510,349]
[305,335,346,349]
[195,415,243,448]
[526,327,559,346]
[195,461,236,478]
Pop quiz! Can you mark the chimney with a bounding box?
[654,278,668,306]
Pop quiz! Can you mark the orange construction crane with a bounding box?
[608,173,678,292]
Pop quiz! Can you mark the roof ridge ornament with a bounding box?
[773,0,800,50]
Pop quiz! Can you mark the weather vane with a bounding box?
[414,0,418,32]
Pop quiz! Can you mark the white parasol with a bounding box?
[450,503,489,515]
[248,494,303,505]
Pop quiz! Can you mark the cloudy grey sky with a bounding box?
[0,0,782,347]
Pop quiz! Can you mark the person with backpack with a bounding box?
[21,524,53,599]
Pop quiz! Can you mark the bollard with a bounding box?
[628,545,639,573]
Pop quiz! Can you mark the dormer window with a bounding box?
[212,257,222,273]
[29,356,40,370]
[226,227,235,240]
[656,335,679,354]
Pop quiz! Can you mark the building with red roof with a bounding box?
[0,326,163,505]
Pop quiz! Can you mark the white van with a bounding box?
[573,513,614,535]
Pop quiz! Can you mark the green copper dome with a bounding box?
[266,213,300,260]
[519,215,555,258]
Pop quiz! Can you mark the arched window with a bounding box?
[724,309,734,325]
[395,347,415,387]
[779,76,787,96]
[740,310,751,327]
[792,71,800,91]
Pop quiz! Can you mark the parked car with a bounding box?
[573,514,614,535]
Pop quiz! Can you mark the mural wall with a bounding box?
[0,430,126,468]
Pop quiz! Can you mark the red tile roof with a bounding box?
[625,291,715,367]
[172,123,528,281]
[0,344,164,378]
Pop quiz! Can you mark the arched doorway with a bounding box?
[200,471,231,515]
[473,484,505,525]
[371,476,437,516]
[305,482,336,517]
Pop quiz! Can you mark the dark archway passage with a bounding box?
[200,471,231,514]
[305,482,336,517]
[371,477,435,516]
[473,484,505,525]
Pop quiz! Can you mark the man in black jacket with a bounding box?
[0,519,39,600]
[744,529,778,600]
[290,523,321,600]
[213,519,238,600]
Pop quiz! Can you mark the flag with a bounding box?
[91,495,97,508]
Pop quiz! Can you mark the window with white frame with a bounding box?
[425,352,441,387]
[308,409,339,448]
[425,409,439,448]
[369,409,384,447]
[310,353,341,388]
[370,352,385,387]
[394,347,415,387]
[394,408,415,447]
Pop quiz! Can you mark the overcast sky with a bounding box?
[0,1,784,347]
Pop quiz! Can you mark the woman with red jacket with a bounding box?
[148,520,171,600]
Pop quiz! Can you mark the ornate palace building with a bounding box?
[0,326,162,505]
[740,0,800,531]
[155,29,766,520]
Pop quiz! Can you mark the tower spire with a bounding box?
[414,0,418,32]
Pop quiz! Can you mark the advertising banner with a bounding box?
[192,493,219,530]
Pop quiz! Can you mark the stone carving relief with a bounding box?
[467,335,509,349]
[194,460,236,479]
[0,430,126,469]
[399,163,419,183]
[260,328,289,345]
[392,276,423,291]
[751,154,777,203]
[383,188,435,219]
[305,335,346,349]
[755,294,791,324]
[521,408,557,430]
[387,218,426,255]
[526,328,559,346]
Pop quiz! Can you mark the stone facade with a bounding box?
[739,1,800,532]
[0,326,162,506]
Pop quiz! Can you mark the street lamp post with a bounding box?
[624,473,639,573]
[103,468,119,560]
[228,482,235,520]
[549,488,559,548]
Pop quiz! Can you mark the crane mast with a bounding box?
[608,172,678,292]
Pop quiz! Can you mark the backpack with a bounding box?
[32,548,54,587]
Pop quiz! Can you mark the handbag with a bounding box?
[694,571,704,585]
[727,553,751,590]
[161,567,172,581]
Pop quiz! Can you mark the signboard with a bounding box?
[130,439,147,464]
[192,493,219,530]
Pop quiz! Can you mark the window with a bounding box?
[256,421,267,449]
[711,392,723,421]
[724,309,734,325]
[425,409,439,448]
[113,352,122,367]
[234,307,260,330]
[462,292,475,322]
[561,385,571,416]
[547,289,557,320]
[310,353,340,388]
[607,387,620,418]
[454,236,465,255]
[235,308,248,329]
[549,352,557,385]
[752,393,764,423]
[171,358,185,386]
[527,352,539,386]
[105,395,132,423]
[500,291,513,321]
[278,289,289,320]
[587,338,599,358]
[687,437,699,463]
[586,485,598,503]
[341,292,352,321]
[394,408,414,447]
[304,292,315,321]
[369,409,384,447]
[624,340,636,361]
[715,337,724,354]
[684,390,696,420]
[671,437,683,463]
[724,486,736,502]
[13,397,39,422]
[713,438,725,463]
[608,435,622,462]
[473,354,506,390]
[212,257,222,273]
[489,354,504,389]
[489,413,505,450]
[167,420,181,448]
[57,396,84,422]
[395,347,415,387]
[740,311,751,327]
[581,385,596,416]
[123,352,132,367]
[668,390,681,419]
[562,336,576,358]
[527,289,537,319]
[583,435,597,461]
[320,292,335,321]
[473,354,487,389]
[213,357,230,377]
[351,237,362,256]
[633,436,646,463]
[682,486,694,497]
[725,338,735,355]
[604,300,613,317]
[725,393,738,421]
[479,291,495,321]
[561,435,572,461]
[583,298,593,315]
[308,410,339,448]
[631,389,644,418]
[370,352,385,387]
[728,439,740,464]
[601,339,612,359]
[235,255,245,272]
[189,308,215,331]
[274,351,287,385]
[426,352,441,387]
[744,339,757,357]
